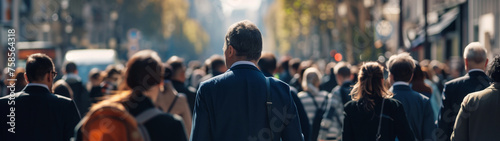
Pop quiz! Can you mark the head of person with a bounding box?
[125,50,164,103]
[411,63,425,83]
[325,62,336,76]
[289,58,301,75]
[350,62,393,111]
[463,42,488,71]
[53,80,73,99]
[167,56,186,82]
[24,53,57,91]
[258,52,277,75]
[223,20,262,68]
[88,68,102,86]
[209,55,227,75]
[301,67,322,92]
[334,61,352,84]
[63,61,78,75]
[386,52,416,84]
[15,67,27,90]
[104,65,122,86]
[488,56,500,83]
[279,56,291,73]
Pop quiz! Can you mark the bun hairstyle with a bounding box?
[350,62,393,111]
[125,50,164,93]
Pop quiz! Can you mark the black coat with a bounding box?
[172,80,196,112]
[343,98,415,141]
[0,85,81,141]
[65,77,91,116]
[439,71,490,140]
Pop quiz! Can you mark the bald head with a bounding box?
[463,42,488,71]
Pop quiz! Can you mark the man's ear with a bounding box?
[24,73,30,83]
[485,58,489,68]
[228,45,235,57]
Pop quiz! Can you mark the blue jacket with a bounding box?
[390,84,436,141]
[191,64,304,141]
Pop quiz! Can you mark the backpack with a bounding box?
[79,102,163,141]
[310,92,330,141]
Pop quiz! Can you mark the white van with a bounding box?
[64,49,120,84]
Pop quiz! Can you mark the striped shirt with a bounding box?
[297,91,329,125]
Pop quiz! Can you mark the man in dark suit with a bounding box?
[387,53,436,141]
[439,42,490,141]
[259,52,311,141]
[191,20,303,141]
[62,62,91,116]
[332,62,353,105]
[450,55,500,141]
[0,53,81,141]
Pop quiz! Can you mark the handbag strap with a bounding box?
[376,98,386,141]
[265,77,274,141]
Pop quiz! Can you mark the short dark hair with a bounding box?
[488,56,500,83]
[334,62,351,78]
[258,53,277,74]
[167,56,185,76]
[25,53,55,82]
[225,20,262,60]
[289,58,301,72]
[126,50,163,92]
[387,53,416,82]
[210,57,225,73]
[104,65,121,79]
[64,61,77,73]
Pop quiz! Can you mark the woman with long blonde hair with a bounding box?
[342,62,415,141]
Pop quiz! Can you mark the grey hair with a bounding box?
[463,42,487,64]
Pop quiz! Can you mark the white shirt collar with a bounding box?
[468,69,484,73]
[392,81,409,86]
[27,83,50,91]
[62,73,81,81]
[230,61,256,68]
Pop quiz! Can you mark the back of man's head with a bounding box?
[26,53,55,82]
[334,62,351,79]
[289,58,301,74]
[64,61,77,74]
[258,53,277,74]
[387,52,416,82]
[210,56,225,75]
[225,20,262,61]
[167,56,185,77]
[463,42,487,69]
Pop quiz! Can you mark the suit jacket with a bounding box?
[390,84,436,140]
[191,64,304,141]
[0,85,81,141]
[451,83,500,141]
[439,71,490,140]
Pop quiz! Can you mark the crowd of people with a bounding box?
[0,20,499,141]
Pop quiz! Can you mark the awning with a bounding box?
[408,8,459,50]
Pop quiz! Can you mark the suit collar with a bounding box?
[23,85,52,95]
[230,61,256,68]
[391,84,412,91]
[468,70,487,76]
[229,64,260,72]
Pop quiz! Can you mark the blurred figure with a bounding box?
[156,64,192,138]
[100,65,122,95]
[0,68,5,97]
[288,58,302,86]
[62,62,91,116]
[411,63,432,97]
[320,62,338,92]
[167,56,196,112]
[343,62,415,141]
[278,56,293,84]
[420,61,443,120]
[259,53,312,141]
[451,55,500,141]
[200,55,227,82]
[87,68,103,104]
[191,20,303,141]
[185,60,202,89]
[53,79,74,99]
[439,42,490,141]
[333,62,353,105]
[350,65,359,84]
[75,50,187,141]
[387,53,436,140]
[189,69,206,89]
[0,53,80,140]
[298,67,329,141]
[292,60,313,92]
[14,67,27,92]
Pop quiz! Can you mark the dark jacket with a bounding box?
[191,64,304,141]
[264,71,311,141]
[390,84,436,140]
[333,81,353,105]
[0,85,81,141]
[320,74,338,92]
[65,76,91,116]
[451,83,500,141]
[343,98,415,141]
[439,71,490,140]
[172,80,196,112]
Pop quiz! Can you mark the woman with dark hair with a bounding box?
[343,62,415,141]
[411,63,432,97]
[75,50,187,141]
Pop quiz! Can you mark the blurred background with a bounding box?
[0,0,499,80]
